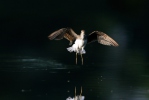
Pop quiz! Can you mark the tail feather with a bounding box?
[67,47,74,52]
[67,46,86,54]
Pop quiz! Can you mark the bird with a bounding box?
[48,27,119,65]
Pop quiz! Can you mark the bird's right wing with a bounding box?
[48,28,78,45]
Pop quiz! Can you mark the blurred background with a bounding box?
[0,0,149,100]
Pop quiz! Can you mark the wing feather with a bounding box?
[87,31,119,46]
[48,28,78,45]
[48,28,67,40]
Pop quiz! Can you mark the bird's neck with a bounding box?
[80,32,86,39]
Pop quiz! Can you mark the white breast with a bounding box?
[67,39,87,54]
[74,39,87,48]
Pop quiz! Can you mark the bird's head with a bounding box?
[80,30,86,39]
[81,30,85,33]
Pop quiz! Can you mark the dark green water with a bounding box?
[0,48,149,100]
[0,0,149,99]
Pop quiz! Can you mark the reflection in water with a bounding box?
[0,56,78,71]
[0,55,149,100]
[66,87,85,100]
[21,89,32,93]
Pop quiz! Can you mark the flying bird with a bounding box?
[48,28,119,65]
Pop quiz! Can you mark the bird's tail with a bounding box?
[67,47,74,53]
[67,47,86,54]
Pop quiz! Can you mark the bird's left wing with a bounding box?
[87,31,119,46]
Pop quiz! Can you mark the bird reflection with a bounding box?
[66,87,85,100]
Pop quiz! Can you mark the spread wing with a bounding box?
[87,31,119,46]
[48,28,78,45]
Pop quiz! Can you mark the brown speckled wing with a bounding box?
[87,31,119,47]
[48,28,78,45]
[48,28,67,40]
[64,28,78,45]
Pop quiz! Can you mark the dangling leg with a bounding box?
[81,54,83,65]
[76,53,77,64]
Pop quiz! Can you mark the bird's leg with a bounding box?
[75,87,76,98]
[80,86,82,96]
[81,54,83,65]
[76,53,77,64]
